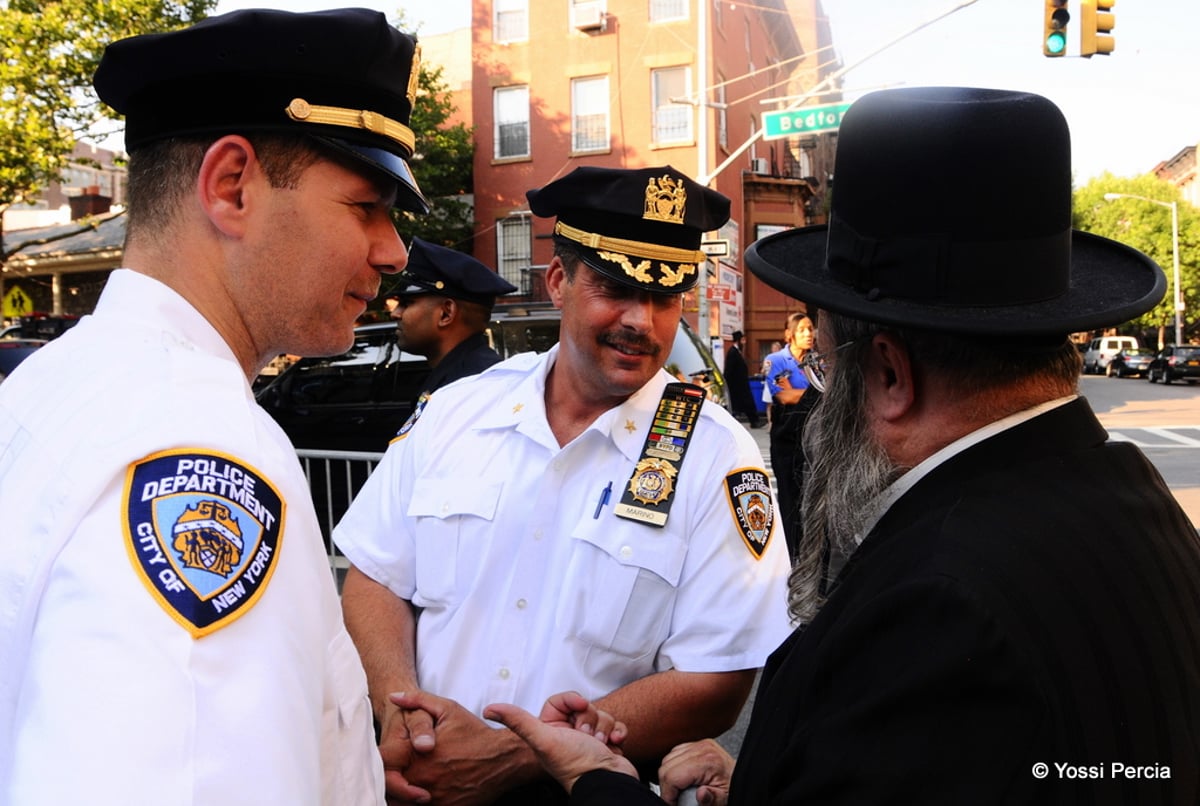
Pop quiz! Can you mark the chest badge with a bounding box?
[123,449,286,637]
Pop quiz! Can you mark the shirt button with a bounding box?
[620,545,633,559]
[516,598,527,609]
[498,667,511,680]
[533,528,544,540]
[440,501,450,515]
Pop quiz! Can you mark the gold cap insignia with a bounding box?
[644,175,687,225]
[407,44,422,107]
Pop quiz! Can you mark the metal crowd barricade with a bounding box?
[295,448,385,587]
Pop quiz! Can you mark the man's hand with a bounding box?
[377,695,437,804]
[537,690,628,749]
[658,740,734,806]
[386,690,534,806]
[484,698,638,793]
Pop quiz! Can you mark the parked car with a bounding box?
[1083,335,1139,374]
[1105,347,1155,378]
[0,338,46,384]
[1146,345,1200,384]
[256,305,728,453]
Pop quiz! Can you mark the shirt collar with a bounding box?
[471,343,673,459]
[854,394,1079,546]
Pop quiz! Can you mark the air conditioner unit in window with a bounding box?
[573,3,605,30]
[750,157,769,175]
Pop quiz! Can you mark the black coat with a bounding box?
[570,399,1200,805]
[723,344,758,418]
[418,331,502,399]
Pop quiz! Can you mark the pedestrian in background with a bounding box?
[334,165,792,805]
[763,312,820,560]
[390,237,516,410]
[484,86,1200,806]
[722,330,761,428]
[0,9,427,803]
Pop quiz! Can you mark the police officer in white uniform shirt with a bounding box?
[0,9,429,804]
[335,165,792,805]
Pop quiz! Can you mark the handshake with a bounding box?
[485,692,733,806]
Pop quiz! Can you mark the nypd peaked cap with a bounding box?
[395,239,517,305]
[93,8,428,214]
[527,166,731,294]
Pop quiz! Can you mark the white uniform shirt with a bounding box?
[0,270,383,806]
[335,347,792,716]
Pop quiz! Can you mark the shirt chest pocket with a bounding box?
[557,519,688,661]
[407,478,502,608]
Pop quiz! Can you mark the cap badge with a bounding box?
[644,175,687,225]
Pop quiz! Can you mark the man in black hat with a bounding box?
[480,88,1200,805]
[390,238,516,405]
[0,9,428,803]
[335,166,792,805]
[722,330,761,428]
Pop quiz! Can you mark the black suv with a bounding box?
[256,303,727,453]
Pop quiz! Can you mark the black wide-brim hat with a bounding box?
[93,8,428,214]
[745,87,1164,335]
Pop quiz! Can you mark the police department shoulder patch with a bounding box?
[394,391,430,442]
[123,449,286,638]
[724,468,775,559]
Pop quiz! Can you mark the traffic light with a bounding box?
[1043,0,1069,57]
[1080,0,1116,57]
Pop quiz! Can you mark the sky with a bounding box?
[212,0,1199,185]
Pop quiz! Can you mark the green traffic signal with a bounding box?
[1043,0,1069,57]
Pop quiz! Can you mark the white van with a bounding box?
[1083,336,1139,374]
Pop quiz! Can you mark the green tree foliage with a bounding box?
[1074,173,1198,343]
[392,59,475,252]
[0,0,216,215]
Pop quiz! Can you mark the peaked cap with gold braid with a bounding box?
[527,166,731,294]
[94,8,428,214]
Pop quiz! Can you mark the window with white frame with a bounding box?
[496,215,532,292]
[571,75,609,152]
[494,0,528,43]
[649,0,687,23]
[494,85,530,160]
[652,66,692,144]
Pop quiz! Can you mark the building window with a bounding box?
[494,85,530,160]
[494,0,528,43]
[652,66,692,144]
[649,0,686,22]
[496,215,532,292]
[571,76,609,153]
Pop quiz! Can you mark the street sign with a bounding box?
[700,239,730,257]
[762,102,852,140]
[2,285,32,318]
[705,283,734,303]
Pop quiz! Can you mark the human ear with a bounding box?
[862,332,916,422]
[195,135,259,239]
[544,256,568,308]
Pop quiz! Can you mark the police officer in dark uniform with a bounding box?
[390,237,516,400]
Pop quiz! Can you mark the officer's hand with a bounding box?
[377,696,436,804]
[484,700,638,793]
[388,690,526,806]
[657,739,733,806]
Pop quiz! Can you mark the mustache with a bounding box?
[599,331,661,357]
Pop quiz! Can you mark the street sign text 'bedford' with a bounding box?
[762,102,852,140]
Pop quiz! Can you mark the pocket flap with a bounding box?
[408,478,502,520]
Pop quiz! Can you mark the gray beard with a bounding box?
[787,356,902,624]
